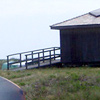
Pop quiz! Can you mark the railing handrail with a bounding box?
[7,47,60,57]
[25,48,60,56]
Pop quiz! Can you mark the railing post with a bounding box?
[59,47,61,60]
[25,55,28,69]
[32,51,34,64]
[20,53,22,67]
[7,56,9,70]
[43,49,44,62]
[54,47,55,60]
[49,50,51,66]
[38,53,40,67]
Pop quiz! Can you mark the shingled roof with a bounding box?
[51,8,100,29]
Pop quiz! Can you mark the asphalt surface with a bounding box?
[0,76,25,100]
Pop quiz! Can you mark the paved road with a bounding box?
[0,76,25,100]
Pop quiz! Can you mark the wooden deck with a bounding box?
[11,59,61,71]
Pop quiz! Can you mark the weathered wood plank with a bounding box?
[11,60,61,71]
[60,27,100,64]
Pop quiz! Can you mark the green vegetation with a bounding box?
[0,67,100,100]
[0,59,6,69]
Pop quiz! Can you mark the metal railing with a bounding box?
[7,47,61,70]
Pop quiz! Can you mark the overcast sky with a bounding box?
[0,0,100,59]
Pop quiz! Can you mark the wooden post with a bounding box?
[32,52,34,64]
[59,47,61,61]
[54,47,55,60]
[49,50,51,66]
[7,56,9,70]
[43,49,44,62]
[25,55,28,69]
[38,53,40,67]
[20,54,22,67]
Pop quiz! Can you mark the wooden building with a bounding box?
[51,8,100,65]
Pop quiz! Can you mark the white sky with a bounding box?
[0,0,100,59]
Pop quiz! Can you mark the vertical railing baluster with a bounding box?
[32,51,34,64]
[20,53,22,67]
[49,50,51,66]
[7,56,9,70]
[25,55,28,69]
[38,53,40,67]
[59,47,61,60]
[43,49,44,62]
[54,47,55,60]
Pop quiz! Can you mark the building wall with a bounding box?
[60,27,100,64]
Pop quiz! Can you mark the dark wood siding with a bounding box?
[60,27,100,64]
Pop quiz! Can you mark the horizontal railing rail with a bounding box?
[7,47,60,56]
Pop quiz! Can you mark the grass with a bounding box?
[0,67,100,100]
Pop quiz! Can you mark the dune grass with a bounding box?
[0,67,100,100]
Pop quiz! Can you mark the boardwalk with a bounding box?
[11,59,61,71]
[7,47,61,71]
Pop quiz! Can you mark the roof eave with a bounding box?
[50,24,100,30]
